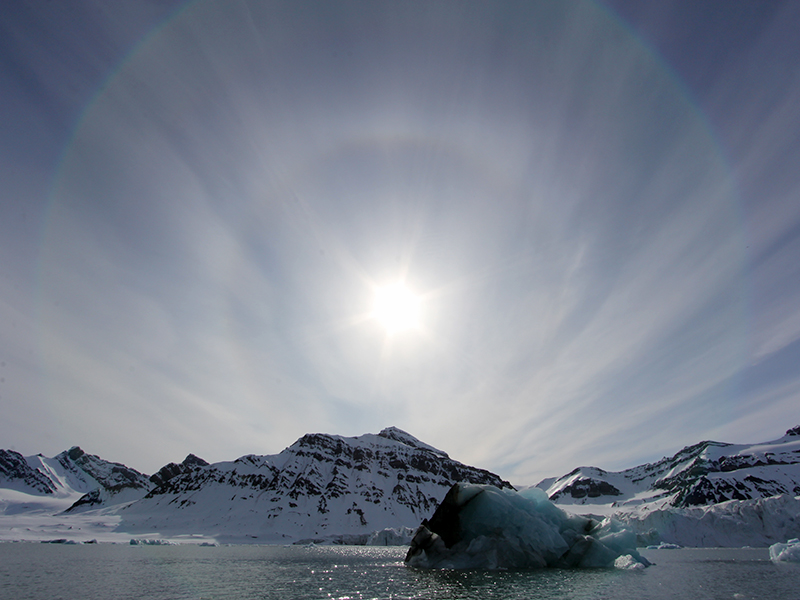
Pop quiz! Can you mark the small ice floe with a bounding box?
[614,554,647,570]
[41,539,78,544]
[197,542,218,547]
[769,538,800,563]
[405,483,650,570]
[129,538,178,546]
[646,542,682,550]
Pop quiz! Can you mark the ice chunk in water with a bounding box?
[769,538,800,562]
[405,483,649,569]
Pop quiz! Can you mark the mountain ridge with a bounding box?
[538,425,800,509]
[0,445,151,502]
[2,425,799,546]
[119,427,511,542]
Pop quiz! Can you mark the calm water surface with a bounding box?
[1,543,798,600]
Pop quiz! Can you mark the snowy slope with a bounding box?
[119,427,512,543]
[539,426,800,509]
[0,449,58,496]
[0,446,152,515]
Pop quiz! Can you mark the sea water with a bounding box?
[0,543,797,600]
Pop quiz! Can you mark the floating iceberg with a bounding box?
[405,484,649,569]
[129,538,178,546]
[646,542,682,550]
[769,538,800,563]
[366,526,415,546]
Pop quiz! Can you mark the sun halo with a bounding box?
[371,282,422,335]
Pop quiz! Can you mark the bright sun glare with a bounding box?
[371,283,421,334]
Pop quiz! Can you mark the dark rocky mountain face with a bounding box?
[57,446,151,493]
[548,469,623,501]
[58,447,152,512]
[0,449,57,494]
[149,454,209,487]
[147,429,511,503]
[123,428,512,540]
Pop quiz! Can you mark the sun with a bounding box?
[371,282,421,334]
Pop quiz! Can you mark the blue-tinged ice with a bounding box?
[769,538,800,562]
[406,484,649,569]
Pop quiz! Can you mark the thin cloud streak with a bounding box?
[0,1,798,482]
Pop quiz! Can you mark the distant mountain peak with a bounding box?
[786,425,800,437]
[64,446,84,461]
[377,426,449,457]
[149,454,209,487]
[182,454,209,467]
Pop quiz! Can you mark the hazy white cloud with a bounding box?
[2,1,799,481]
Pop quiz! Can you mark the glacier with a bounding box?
[405,483,649,569]
[614,493,800,548]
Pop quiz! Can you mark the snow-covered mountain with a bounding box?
[0,446,151,513]
[3,426,798,547]
[538,426,800,510]
[118,427,512,543]
[0,427,509,543]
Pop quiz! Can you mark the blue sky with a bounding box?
[1,0,799,485]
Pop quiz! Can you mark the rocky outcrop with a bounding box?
[548,469,622,501]
[149,454,209,487]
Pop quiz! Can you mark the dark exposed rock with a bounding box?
[676,476,748,507]
[150,454,209,487]
[0,449,56,494]
[66,446,84,461]
[66,488,104,511]
[551,478,622,501]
